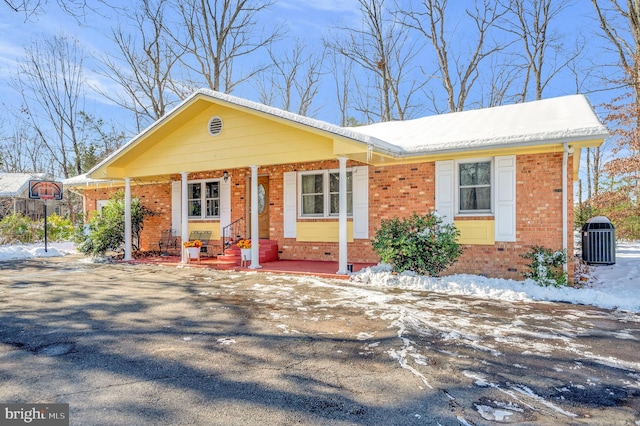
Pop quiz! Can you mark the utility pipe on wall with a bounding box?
[562,143,568,273]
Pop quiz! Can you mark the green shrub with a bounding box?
[75,191,154,256]
[371,212,463,277]
[0,213,39,244]
[521,246,568,287]
[37,213,74,242]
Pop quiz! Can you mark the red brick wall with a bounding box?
[81,152,574,280]
[446,152,573,279]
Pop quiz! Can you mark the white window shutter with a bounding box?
[171,181,181,236]
[353,166,369,239]
[283,171,297,238]
[494,155,516,242]
[435,160,454,225]
[220,178,231,237]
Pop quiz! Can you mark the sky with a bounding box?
[0,0,621,195]
[0,0,606,125]
[2,239,639,313]
[0,0,365,127]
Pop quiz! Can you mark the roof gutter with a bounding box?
[366,132,609,159]
[563,142,569,275]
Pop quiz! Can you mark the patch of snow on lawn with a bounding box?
[351,240,640,312]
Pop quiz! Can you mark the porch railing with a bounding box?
[222,217,245,253]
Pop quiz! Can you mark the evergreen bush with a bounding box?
[0,213,74,245]
[371,212,463,277]
[75,191,154,256]
[521,246,568,287]
[0,213,38,244]
[37,213,74,242]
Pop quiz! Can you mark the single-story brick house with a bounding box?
[65,89,607,278]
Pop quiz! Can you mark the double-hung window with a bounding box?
[300,170,352,217]
[458,160,492,213]
[188,180,220,219]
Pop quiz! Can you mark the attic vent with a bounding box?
[208,116,223,136]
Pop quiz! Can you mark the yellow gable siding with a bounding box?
[115,105,336,178]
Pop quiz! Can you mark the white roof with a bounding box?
[80,90,608,182]
[0,173,48,197]
[193,90,607,157]
[352,95,608,154]
[61,173,120,187]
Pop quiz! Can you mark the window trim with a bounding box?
[455,158,494,216]
[187,178,222,220]
[298,169,353,218]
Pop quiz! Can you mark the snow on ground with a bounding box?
[0,240,638,312]
[0,241,77,260]
[351,240,640,312]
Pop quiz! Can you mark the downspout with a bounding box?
[562,143,568,274]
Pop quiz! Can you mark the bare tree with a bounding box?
[590,0,640,102]
[14,33,86,179]
[476,55,521,107]
[3,0,90,21]
[0,124,46,173]
[255,40,324,116]
[76,112,127,173]
[401,0,508,112]
[327,0,424,122]
[172,0,280,93]
[500,0,580,101]
[590,3,640,194]
[327,50,355,126]
[97,0,187,132]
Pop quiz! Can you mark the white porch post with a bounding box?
[250,165,261,269]
[337,157,348,274]
[181,172,189,263]
[124,177,132,261]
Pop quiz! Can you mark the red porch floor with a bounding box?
[128,255,377,280]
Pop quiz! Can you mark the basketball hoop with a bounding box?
[29,180,63,201]
[27,180,63,254]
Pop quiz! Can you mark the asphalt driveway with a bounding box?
[0,255,639,425]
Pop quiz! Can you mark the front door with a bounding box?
[248,176,270,239]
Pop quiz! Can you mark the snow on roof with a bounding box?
[200,91,608,155]
[81,90,608,182]
[351,95,609,154]
[0,172,48,197]
[62,173,120,187]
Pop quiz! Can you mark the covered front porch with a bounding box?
[82,90,377,275]
[125,254,377,280]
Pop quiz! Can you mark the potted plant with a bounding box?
[184,239,202,262]
[237,239,251,262]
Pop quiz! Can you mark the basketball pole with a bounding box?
[44,199,48,253]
